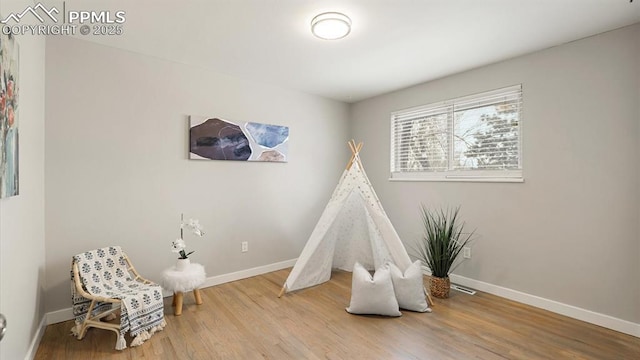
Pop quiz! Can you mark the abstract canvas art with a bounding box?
[0,30,19,198]
[189,116,289,162]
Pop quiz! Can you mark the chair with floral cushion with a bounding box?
[70,246,166,350]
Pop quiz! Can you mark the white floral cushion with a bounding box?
[389,261,431,312]
[346,262,401,317]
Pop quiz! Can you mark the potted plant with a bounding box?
[412,205,474,298]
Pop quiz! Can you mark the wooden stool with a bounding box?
[161,261,206,316]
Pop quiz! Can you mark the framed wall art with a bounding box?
[0,30,19,198]
[189,116,289,163]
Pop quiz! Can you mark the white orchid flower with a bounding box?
[183,218,204,236]
[174,215,205,259]
[171,238,186,253]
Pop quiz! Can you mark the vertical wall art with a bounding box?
[0,30,19,198]
[189,116,289,162]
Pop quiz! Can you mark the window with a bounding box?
[390,85,523,182]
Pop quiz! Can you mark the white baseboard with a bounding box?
[24,316,47,360]
[200,258,296,288]
[46,307,74,325]
[45,258,297,325]
[447,273,640,338]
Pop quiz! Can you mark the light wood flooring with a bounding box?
[35,269,640,359]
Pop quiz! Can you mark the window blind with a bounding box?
[390,85,522,180]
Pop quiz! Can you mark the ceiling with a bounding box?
[55,0,640,103]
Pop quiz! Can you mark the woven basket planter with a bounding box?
[430,276,450,299]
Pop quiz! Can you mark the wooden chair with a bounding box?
[71,246,165,350]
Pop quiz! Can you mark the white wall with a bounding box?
[351,24,640,324]
[0,1,47,359]
[44,37,350,312]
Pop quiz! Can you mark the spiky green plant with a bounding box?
[412,205,474,278]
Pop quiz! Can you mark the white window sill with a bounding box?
[389,172,524,183]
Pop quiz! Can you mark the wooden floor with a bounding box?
[35,269,640,360]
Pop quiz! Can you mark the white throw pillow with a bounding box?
[389,261,431,312]
[346,262,402,317]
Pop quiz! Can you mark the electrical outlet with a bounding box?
[463,246,471,259]
[241,241,248,253]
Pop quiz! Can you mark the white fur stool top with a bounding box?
[162,262,206,293]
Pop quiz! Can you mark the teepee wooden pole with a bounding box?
[355,142,363,168]
[346,140,357,170]
[346,140,363,170]
[278,285,287,298]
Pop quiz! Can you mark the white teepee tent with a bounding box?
[279,140,413,296]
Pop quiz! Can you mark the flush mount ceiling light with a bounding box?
[311,12,351,40]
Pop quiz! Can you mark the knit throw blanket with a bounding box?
[71,246,165,350]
